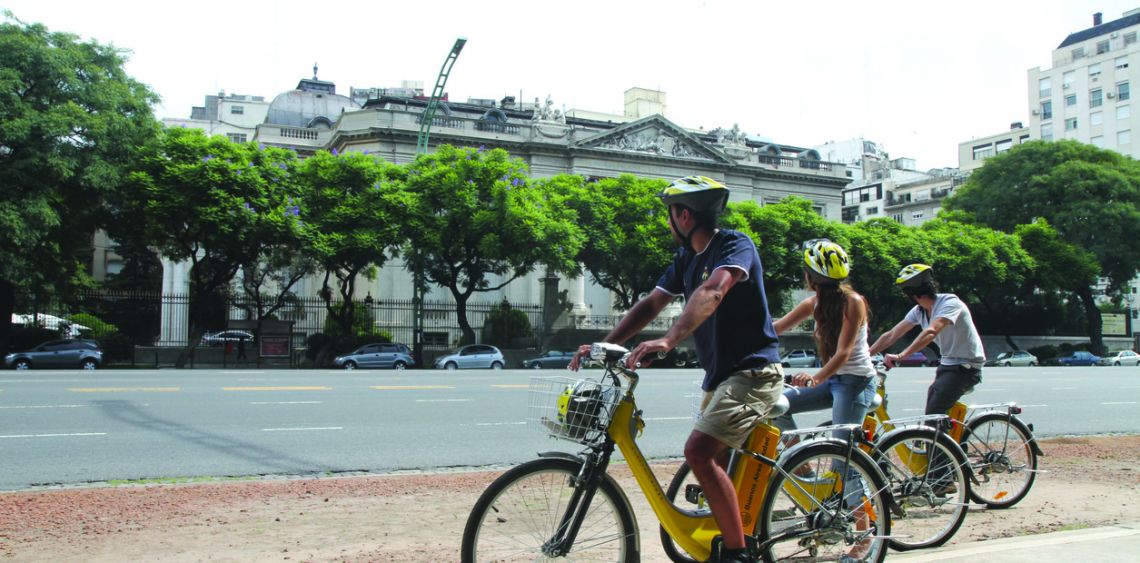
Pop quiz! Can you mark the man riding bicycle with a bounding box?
[569,175,783,563]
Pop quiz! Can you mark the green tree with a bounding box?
[549,174,674,311]
[0,14,159,354]
[945,140,1140,353]
[402,146,582,344]
[721,197,844,314]
[843,217,929,333]
[113,128,301,362]
[294,149,409,342]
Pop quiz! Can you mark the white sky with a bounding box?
[5,0,1139,169]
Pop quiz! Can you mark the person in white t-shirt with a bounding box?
[869,264,985,418]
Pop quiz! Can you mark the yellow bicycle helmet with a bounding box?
[896,263,934,287]
[803,239,850,281]
[657,176,729,214]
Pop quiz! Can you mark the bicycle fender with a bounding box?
[537,451,585,463]
[781,437,900,515]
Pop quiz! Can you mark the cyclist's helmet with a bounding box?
[803,239,850,281]
[557,381,607,440]
[657,176,729,214]
[896,263,934,287]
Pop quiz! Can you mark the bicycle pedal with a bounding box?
[684,483,704,505]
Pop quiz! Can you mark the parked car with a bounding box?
[1097,350,1140,366]
[520,350,573,369]
[985,350,1039,367]
[896,351,936,367]
[4,339,103,370]
[199,330,255,347]
[433,344,505,370]
[334,343,415,370]
[780,349,820,368]
[1051,351,1101,366]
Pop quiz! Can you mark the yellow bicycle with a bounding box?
[461,343,893,562]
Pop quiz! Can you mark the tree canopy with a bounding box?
[0,14,159,354]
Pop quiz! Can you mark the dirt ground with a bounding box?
[1,435,1137,562]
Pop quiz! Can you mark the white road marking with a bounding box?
[416,399,474,403]
[1100,401,1138,405]
[0,404,88,409]
[261,426,342,432]
[1051,387,1078,390]
[643,416,693,421]
[471,422,527,427]
[0,432,106,439]
[1019,404,1049,408]
[250,401,323,405]
[223,371,266,375]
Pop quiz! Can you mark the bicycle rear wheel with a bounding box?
[874,428,969,550]
[759,442,891,563]
[962,413,1038,509]
[460,457,639,562]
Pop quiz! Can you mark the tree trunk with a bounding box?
[1078,286,1105,354]
[0,279,14,356]
[451,286,476,345]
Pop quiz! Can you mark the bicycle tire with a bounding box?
[758,441,891,563]
[659,461,703,563]
[460,457,639,562]
[873,427,969,550]
[961,413,1038,509]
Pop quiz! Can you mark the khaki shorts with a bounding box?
[694,364,785,448]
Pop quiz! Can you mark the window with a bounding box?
[911,211,925,220]
[1097,40,1110,55]
[1090,88,1103,108]
[1040,100,1052,119]
[973,144,994,160]
[996,139,1013,153]
[1091,111,1103,126]
[1127,32,1138,46]
[1063,70,1075,88]
[890,214,903,222]
[1065,93,1077,107]
[230,105,244,115]
[1039,77,1052,99]
[1089,63,1102,80]
[226,133,247,143]
[1091,135,1104,147]
[1072,47,1086,60]
[423,332,448,347]
[1065,117,1078,131]
[1117,56,1130,70]
[1020,134,1030,143]
[1119,129,1132,144]
[865,206,879,215]
[1041,123,1053,141]
[1119,81,1130,101]
[1118,105,1131,120]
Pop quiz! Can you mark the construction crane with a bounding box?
[412,37,466,367]
[416,37,467,154]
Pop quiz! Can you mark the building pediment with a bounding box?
[575,115,734,164]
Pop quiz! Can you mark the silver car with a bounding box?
[433,344,505,370]
[780,349,820,368]
[1097,350,1140,366]
[987,350,1038,367]
[4,339,103,370]
[334,343,415,370]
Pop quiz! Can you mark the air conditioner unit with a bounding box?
[1063,83,1071,89]
[1031,109,1040,115]
[1108,91,1116,98]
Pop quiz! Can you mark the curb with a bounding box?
[891,521,1140,562]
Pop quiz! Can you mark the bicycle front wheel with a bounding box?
[759,442,891,563]
[874,428,969,550]
[460,457,639,562]
[962,413,1038,509]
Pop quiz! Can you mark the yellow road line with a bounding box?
[371,385,454,390]
[491,384,529,389]
[222,386,332,391]
[69,387,180,393]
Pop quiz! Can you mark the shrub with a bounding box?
[97,333,135,362]
[71,313,119,338]
[482,300,533,347]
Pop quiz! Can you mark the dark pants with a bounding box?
[925,364,982,416]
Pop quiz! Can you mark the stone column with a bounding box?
[158,256,192,346]
[568,274,591,325]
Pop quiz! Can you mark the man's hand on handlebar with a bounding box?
[790,372,818,387]
[627,338,669,370]
[882,353,899,370]
[567,343,595,371]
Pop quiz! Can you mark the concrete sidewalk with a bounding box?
[891,521,1140,562]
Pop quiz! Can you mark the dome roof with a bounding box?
[265,78,360,128]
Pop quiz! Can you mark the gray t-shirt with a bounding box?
[904,294,986,366]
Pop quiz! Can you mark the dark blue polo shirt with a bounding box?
[655,230,781,391]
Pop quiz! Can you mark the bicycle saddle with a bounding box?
[768,394,790,418]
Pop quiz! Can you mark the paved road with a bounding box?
[0,365,1136,491]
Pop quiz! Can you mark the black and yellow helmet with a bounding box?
[896,263,934,287]
[657,176,729,214]
[803,239,850,281]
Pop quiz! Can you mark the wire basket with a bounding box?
[528,376,621,445]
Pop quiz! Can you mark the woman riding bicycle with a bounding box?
[772,239,877,562]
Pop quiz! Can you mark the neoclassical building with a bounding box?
[158,74,849,345]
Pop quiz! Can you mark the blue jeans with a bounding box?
[774,373,877,432]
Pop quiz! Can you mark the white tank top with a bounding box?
[839,323,877,378]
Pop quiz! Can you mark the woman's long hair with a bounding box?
[809,271,869,363]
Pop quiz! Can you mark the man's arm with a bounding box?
[567,288,672,370]
[626,267,743,368]
[868,318,916,356]
[889,317,952,365]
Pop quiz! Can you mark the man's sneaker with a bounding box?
[931,482,958,497]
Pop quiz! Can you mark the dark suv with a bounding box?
[5,339,103,370]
